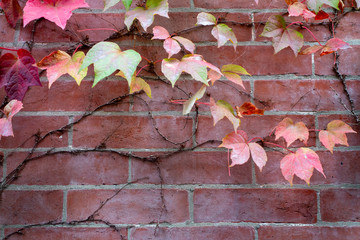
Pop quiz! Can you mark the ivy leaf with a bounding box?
[300,45,324,55]
[0,49,41,101]
[208,69,222,85]
[161,54,221,86]
[235,102,264,117]
[0,99,23,139]
[37,50,88,87]
[23,0,89,30]
[122,0,133,11]
[211,24,238,50]
[281,147,325,185]
[130,76,152,98]
[319,120,357,153]
[209,98,240,132]
[124,0,169,31]
[152,26,171,40]
[288,2,316,21]
[0,0,23,28]
[172,36,195,54]
[221,64,250,89]
[219,130,267,171]
[103,0,132,11]
[320,37,351,56]
[260,15,304,56]
[163,38,181,58]
[183,84,206,115]
[79,42,141,87]
[307,0,339,13]
[196,12,217,26]
[275,117,309,147]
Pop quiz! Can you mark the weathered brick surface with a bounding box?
[130,226,255,240]
[67,189,189,224]
[193,189,317,223]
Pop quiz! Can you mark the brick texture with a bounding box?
[0,0,359,239]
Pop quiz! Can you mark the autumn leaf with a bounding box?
[161,54,221,87]
[152,26,171,39]
[300,38,351,56]
[0,99,23,139]
[37,50,88,87]
[219,130,267,171]
[275,117,309,147]
[196,12,217,26]
[0,49,41,101]
[288,2,316,21]
[125,0,169,31]
[319,120,357,153]
[260,15,304,56]
[280,147,325,185]
[79,42,141,87]
[130,76,151,98]
[307,0,340,13]
[0,0,23,28]
[211,24,238,50]
[183,84,206,115]
[208,69,222,85]
[221,64,250,89]
[23,0,89,30]
[235,102,264,117]
[172,36,195,54]
[209,98,240,132]
[104,0,132,11]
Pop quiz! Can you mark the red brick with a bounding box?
[6,152,128,185]
[336,11,360,41]
[196,115,316,148]
[0,116,68,148]
[256,151,360,185]
[254,13,332,43]
[258,226,360,240]
[0,15,15,42]
[72,115,193,149]
[130,226,254,240]
[194,188,317,223]
[321,189,360,222]
[22,79,130,112]
[193,0,287,9]
[67,189,189,224]
[254,79,357,111]
[4,227,127,240]
[20,13,126,43]
[0,190,63,224]
[132,151,252,184]
[315,46,360,76]
[318,115,360,147]
[197,46,312,76]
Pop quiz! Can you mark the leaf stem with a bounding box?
[227,149,231,177]
[0,47,18,52]
[136,65,149,77]
[287,21,323,46]
[77,28,118,33]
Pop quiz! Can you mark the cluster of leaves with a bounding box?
[0,0,358,185]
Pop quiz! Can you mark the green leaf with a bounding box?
[221,64,250,89]
[211,24,237,50]
[307,0,339,13]
[260,15,304,56]
[103,0,121,11]
[122,0,132,11]
[80,42,141,87]
[125,0,169,31]
[183,84,206,115]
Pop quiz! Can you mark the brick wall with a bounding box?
[1,0,360,239]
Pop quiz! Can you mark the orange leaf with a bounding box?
[235,102,264,117]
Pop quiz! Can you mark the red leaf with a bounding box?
[235,102,264,117]
[219,130,267,171]
[0,0,23,28]
[0,49,41,101]
[320,37,351,56]
[319,120,357,153]
[23,0,89,29]
[314,10,329,20]
[275,117,309,147]
[280,147,325,185]
[0,99,23,139]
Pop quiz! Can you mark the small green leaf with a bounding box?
[183,84,206,115]
[122,0,132,11]
[307,0,339,13]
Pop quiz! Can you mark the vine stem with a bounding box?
[227,149,231,177]
[287,21,323,46]
[77,28,118,33]
[0,46,18,51]
[263,141,295,154]
[136,64,149,76]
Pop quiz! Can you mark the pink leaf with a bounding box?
[211,24,238,50]
[209,98,240,133]
[152,26,171,40]
[288,2,316,21]
[248,142,267,171]
[196,12,216,26]
[0,99,23,139]
[172,36,196,54]
[163,38,181,58]
[320,37,351,56]
[319,120,357,153]
[275,117,309,147]
[23,0,89,30]
[280,147,325,185]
